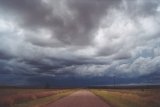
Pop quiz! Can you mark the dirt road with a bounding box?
[45,90,111,107]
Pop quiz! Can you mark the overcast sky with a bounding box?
[0,0,160,86]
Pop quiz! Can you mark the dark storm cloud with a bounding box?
[0,0,160,86]
[0,0,122,46]
[0,0,53,27]
[54,0,122,45]
[0,52,13,60]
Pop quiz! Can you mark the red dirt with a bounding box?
[45,90,111,107]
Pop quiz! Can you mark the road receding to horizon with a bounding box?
[45,90,111,107]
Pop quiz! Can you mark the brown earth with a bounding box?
[45,90,111,107]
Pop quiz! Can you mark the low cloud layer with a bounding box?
[0,0,160,85]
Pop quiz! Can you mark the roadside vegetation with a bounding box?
[0,88,74,107]
[92,89,160,107]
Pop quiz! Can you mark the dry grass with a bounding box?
[0,88,74,107]
[13,90,74,107]
[92,89,160,107]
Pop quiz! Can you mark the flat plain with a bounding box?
[0,88,159,107]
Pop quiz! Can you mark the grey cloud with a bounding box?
[131,56,160,76]
[123,0,160,17]
[0,0,122,46]
[0,0,53,27]
[58,0,122,45]
[0,0,160,83]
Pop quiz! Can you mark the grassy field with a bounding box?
[1,88,159,107]
[92,89,160,107]
[0,88,74,107]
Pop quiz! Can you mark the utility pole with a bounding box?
[113,75,116,88]
[45,82,50,89]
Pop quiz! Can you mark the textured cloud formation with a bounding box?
[0,0,160,85]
